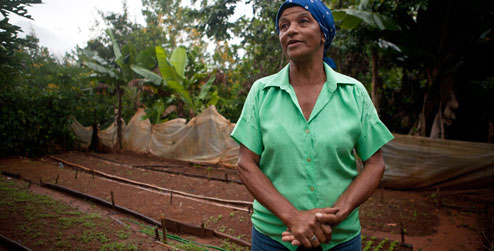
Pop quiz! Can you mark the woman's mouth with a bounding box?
[287,40,302,48]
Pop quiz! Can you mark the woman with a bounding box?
[231,0,394,250]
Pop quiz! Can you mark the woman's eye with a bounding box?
[300,19,309,24]
[280,23,288,30]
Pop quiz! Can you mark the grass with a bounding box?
[99,242,138,251]
[205,214,223,226]
[172,243,205,251]
[0,176,155,250]
[117,230,130,240]
[361,234,410,251]
[388,241,399,251]
[81,230,109,244]
[221,240,250,251]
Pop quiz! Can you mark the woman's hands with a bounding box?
[282,149,386,248]
[281,207,340,248]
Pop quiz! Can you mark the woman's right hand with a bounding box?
[282,207,339,248]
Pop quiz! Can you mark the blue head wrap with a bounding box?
[275,0,337,69]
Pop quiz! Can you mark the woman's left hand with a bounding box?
[315,207,343,226]
[281,207,341,246]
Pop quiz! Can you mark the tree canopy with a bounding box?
[1,0,493,156]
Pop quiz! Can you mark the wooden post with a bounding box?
[55,175,59,184]
[28,180,31,189]
[39,178,43,186]
[170,191,173,205]
[225,173,228,182]
[160,215,167,243]
[436,187,442,209]
[400,223,405,243]
[92,169,95,179]
[154,227,160,240]
[201,222,205,237]
[75,168,78,179]
[111,191,115,210]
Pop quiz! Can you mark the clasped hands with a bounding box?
[282,207,341,248]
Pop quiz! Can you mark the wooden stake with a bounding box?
[75,168,78,179]
[225,173,228,182]
[92,169,95,179]
[170,191,173,205]
[28,180,31,189]
[400,223,405,243]
[160,216,167,243]
[436,187,442,209]
[55,175,59,184]
[111,191,115,210]
[39,178,43,186]
[154,227,160,240]
[201,223,205,237]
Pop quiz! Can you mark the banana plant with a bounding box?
[332,0,400,31]
[331,0,401,113]
[131,46,218,118]
[141,99,168,124]
[82,29,156,149]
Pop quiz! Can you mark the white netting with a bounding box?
[71,106,494,190]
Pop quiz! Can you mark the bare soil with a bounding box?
[0,151,491,251]
[0,175,164,251]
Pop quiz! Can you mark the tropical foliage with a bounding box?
[1,0,493,157]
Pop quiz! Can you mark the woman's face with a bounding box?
[278,6,324,63]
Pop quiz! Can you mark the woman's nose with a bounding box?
[286,23,299,35]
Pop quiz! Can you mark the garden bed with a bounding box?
[0,152,489,250]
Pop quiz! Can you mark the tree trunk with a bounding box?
[418,93,428,136]
[371,48,380,114]
[116,84,123,150]
[430,103,445,139]
[418,68,445,137]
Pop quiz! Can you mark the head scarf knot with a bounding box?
[275,0,337,69]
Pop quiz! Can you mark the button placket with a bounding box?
[305,124,312,164]
[304,122,317,201]
[305,123,316,196]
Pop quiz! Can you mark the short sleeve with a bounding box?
[230,83,263,155]
[355,84,394,161]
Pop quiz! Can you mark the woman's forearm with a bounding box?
[331,149,385,223]
[237,147,299,226]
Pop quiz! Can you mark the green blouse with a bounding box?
[231,63,394,250]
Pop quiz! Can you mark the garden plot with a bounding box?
[0,152,489,250]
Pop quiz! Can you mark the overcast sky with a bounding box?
[8,0,251,59]
[9,0,145,58]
